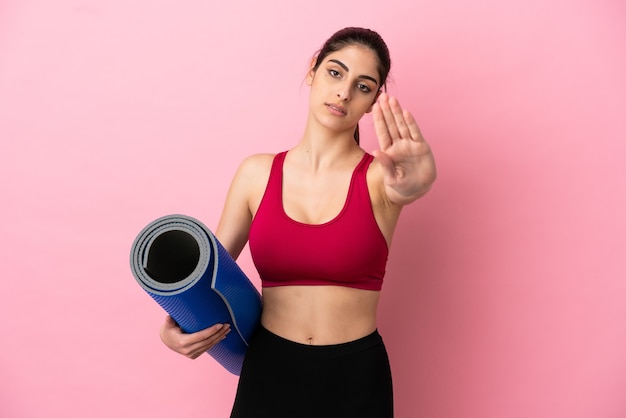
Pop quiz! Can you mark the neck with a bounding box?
[293,116,361,169]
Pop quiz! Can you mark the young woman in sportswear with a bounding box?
[159,27,437,418]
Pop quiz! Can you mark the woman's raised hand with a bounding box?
[372,92,436,204]
[160,315,231,359]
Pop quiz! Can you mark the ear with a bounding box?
[365,90,383,113]
[306,55,318,86]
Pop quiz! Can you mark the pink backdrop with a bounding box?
[1,1,625,417]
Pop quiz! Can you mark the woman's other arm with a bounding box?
[159,154,271,358]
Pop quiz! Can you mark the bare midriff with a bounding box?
[260,285,380,345]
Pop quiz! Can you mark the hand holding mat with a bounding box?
[130,214,262,375]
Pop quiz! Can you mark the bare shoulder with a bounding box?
[228,153,277,201]
[238,153,275,173]
[233,153,275,184]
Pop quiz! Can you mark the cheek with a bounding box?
[355,92,376,110]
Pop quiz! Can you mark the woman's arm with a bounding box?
[216,153,274,258]
[159,154,272,358]
[214,156,257,259]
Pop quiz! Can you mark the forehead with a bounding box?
[322,45,380,80]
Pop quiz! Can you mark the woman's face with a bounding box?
[307,45,381,135]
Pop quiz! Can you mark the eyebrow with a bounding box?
[328,59,379,85]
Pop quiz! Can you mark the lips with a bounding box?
[326,103,346,116]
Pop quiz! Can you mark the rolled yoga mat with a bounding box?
[129,214,262,375]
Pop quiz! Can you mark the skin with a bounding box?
[160,44,437,358]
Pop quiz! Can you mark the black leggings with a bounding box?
[230,325,393,418]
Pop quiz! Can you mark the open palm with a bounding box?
[372,92,436,202]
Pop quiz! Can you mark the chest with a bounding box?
[281,170,353,225]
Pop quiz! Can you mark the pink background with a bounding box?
[1,0,625,417]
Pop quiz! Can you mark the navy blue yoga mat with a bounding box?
[130,214,262,375]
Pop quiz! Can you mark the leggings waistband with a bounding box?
[252,324,384,356]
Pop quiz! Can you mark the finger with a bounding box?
[195,322,229,339]
[183,325,231,358]
[175,323,228,345]
[379,93,401,140]
[402,109,424,142]
[372,101,392,150]
[388,97,412,140]
[188,335,230,359]
[182,323,230,347]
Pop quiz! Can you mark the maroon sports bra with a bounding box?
[248,151,388,291]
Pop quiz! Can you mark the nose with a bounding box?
[337,83,351,101]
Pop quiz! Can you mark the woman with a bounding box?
[160,27,436,417]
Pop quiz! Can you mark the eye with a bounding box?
[357,83,372,93]
[328,69,341,78]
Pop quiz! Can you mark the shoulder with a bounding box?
[221,153,278,215]
[228,153,278,194]
[239,153,276,169]
[234,153,276,180]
